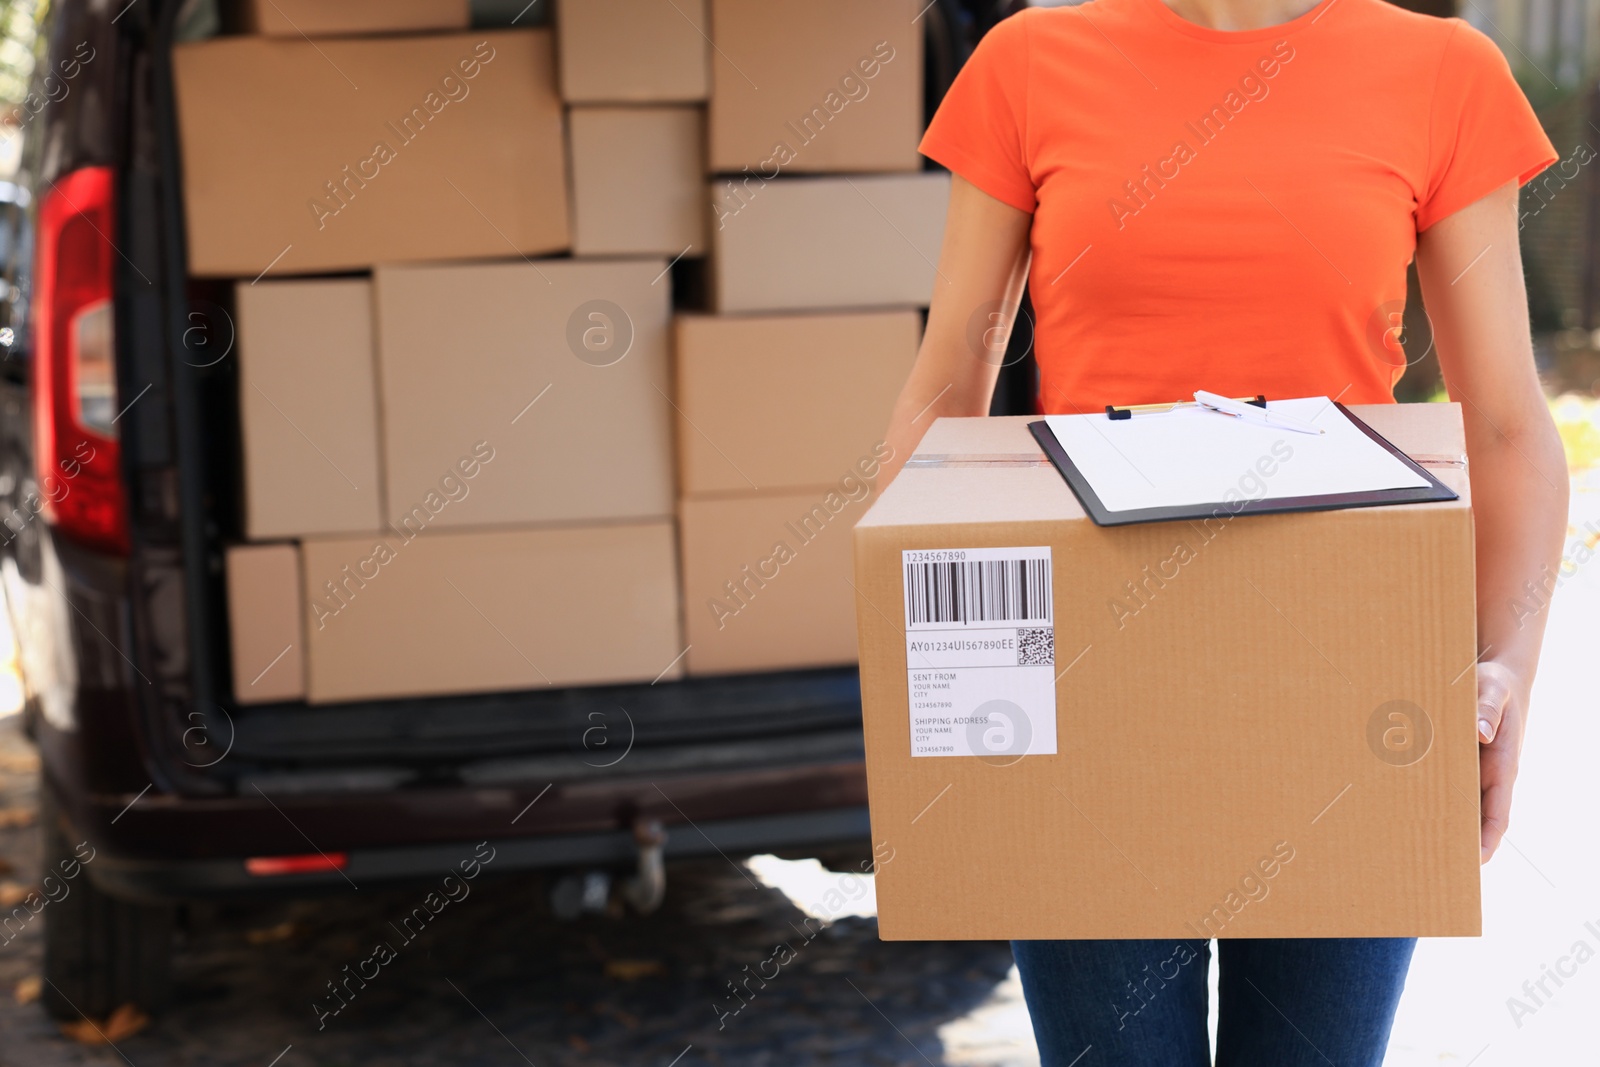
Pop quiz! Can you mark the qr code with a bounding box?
[1017,628,1054,666]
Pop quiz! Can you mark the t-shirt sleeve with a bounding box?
[918,10,1036,213]
[1417,20,1557,231]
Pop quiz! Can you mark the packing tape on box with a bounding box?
[903,453,1053,469]
[1410,453,1468,469]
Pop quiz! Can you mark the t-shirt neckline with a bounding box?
[1138,0,1342,41]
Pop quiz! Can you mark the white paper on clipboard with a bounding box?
[1041,397,1429,514]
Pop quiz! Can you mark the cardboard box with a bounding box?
[174,31,568,277]
[674,310,918,494]
[569,107,706,257]
[707,0,922,173]
[226,544,306,705]
[373,259,673,528]
[853,405,1480,939]
[680,479,885,676]
[236,279,385,539]
[556,0,708,102]
[241,0,468,37]
[301,522,682,703]
[709,173,948,313]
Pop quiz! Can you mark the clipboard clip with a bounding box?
[1105,395,1267,421]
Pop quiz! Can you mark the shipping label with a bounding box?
[901,547,1057,758]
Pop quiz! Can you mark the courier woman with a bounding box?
[879,0,1567,1062]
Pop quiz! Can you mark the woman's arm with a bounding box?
[1415,180,1570,863]
[879,175,1033,486]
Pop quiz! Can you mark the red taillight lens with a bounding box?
[245,853,350,876]
[31,166,128,555]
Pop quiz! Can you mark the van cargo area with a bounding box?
[0,0,995,1021]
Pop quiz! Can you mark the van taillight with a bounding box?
[245,853,349,876]
[31,167,128,554]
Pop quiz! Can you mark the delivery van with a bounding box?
[0,0,1015,1022]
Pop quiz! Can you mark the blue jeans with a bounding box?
[1011,937,1415,1066]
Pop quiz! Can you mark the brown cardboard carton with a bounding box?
[674,310,919,494]
[241,0,468,37]
[569,107,706,257]
[226,544,306,705]
[236,279,385,539]
[709,173,949,313]
[301,522,682,703]
[173,31,568,277]
[707,0,922,173]
[679,474,886,676]
[556,0,708,102]
[853,405,1480,939]
[373,259,674,529]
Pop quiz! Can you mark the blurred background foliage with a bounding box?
[0,0,43,109]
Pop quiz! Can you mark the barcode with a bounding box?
[905,558,1052,626]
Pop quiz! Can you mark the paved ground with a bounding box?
[0,715,1033,1067]
[0,422,1595,1066]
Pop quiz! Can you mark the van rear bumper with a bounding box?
[70,757,871,901]
[91,804,871,900]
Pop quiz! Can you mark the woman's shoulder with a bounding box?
[1325,0,1477,53]
[1021,0,1147,37]
[995,0,1163,62]
[1324,0,1516,90]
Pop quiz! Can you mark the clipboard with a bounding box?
[1028,400,1459,527]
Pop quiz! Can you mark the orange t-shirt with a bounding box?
[918,0,1557,414]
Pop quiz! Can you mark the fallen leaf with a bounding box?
[604,958,664,982]
[59,1004,151,1044]
[244,920,300,945]
[0,807,35,829]
[13,975,40,1004]
[566,1034,592,1053]
[0,881,34,908]
[103,1005,152,1041]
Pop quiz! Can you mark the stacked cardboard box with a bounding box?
[371,259,675,529]
[238,0,468,37]
[302,523,681,702]
[707,172,950,313]
[234,280,384,541]
[225,544,305,705]
[675,312,919,674]
[705,0,923,173]
[173,30,569,277]
[674,0,944,675]
[568,107,706,257]
[700,0,948,313]
[557,0,710,258]
[183,13,685,705]
[555,0,708,103]
[197,0,944,699]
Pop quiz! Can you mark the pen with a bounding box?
[1193,390,1326,435]
[1105,394,1264,418]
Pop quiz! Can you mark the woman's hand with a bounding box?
[1475,658,1530,863]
